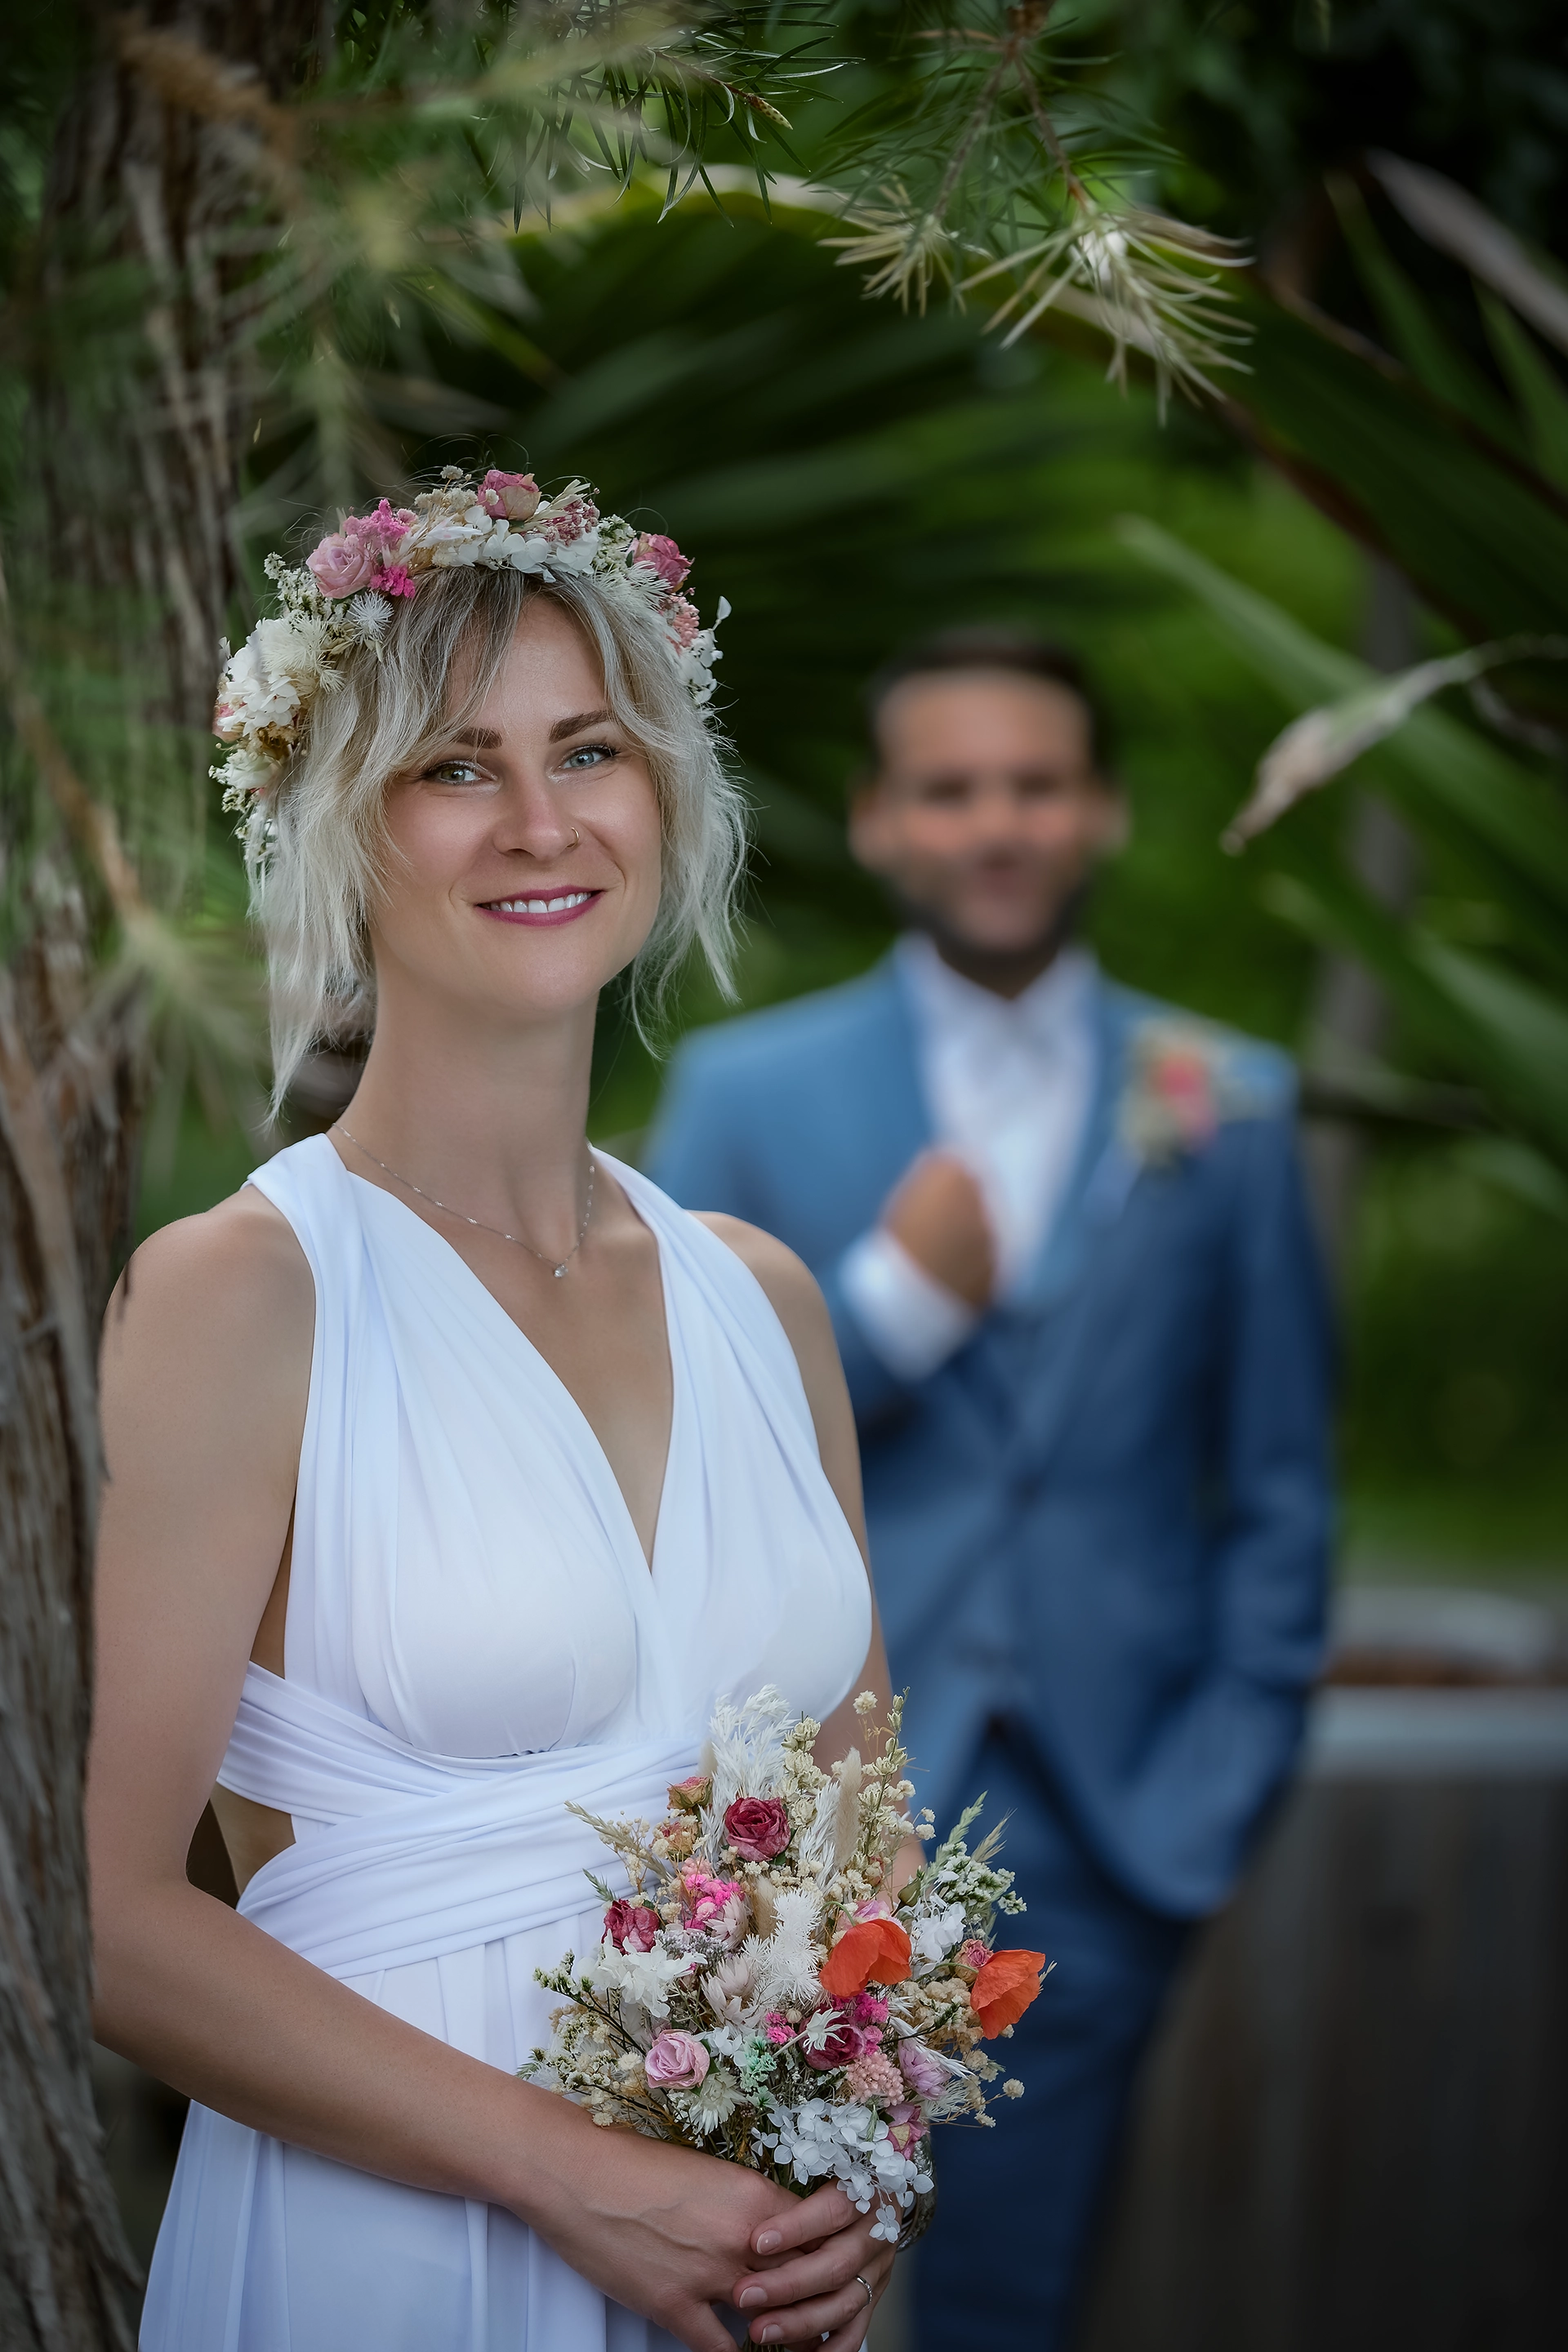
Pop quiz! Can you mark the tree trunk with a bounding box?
[1,6,321,2341]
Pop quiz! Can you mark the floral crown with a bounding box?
[212,465,728,813]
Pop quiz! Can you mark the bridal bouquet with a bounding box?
[521,1688,1045,2244]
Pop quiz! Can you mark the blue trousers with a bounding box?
[909,1722,1189,2352]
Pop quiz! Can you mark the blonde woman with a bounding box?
[88,470,903,2351]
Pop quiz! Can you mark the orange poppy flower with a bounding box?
[970,1949,1047,2036]
[819,1916,913,1999]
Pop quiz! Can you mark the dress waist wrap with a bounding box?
[220,1665,695,1980]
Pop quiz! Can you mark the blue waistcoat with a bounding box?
[646,956,1334,1920]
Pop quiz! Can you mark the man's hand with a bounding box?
[881,1149,996,1310]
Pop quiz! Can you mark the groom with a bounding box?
[647,630,1333,2350]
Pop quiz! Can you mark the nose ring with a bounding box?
[569,827,581,849]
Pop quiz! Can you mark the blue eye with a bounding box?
[560,742,617,771]
[426,760,486,786]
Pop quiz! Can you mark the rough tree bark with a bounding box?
[1,6,321,2341]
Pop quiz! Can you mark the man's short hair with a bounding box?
[865,628,1113,774]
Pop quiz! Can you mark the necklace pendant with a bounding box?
[553,1262,569,1278]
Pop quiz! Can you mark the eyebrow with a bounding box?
[549,707,613,742]
[451,728,502,749]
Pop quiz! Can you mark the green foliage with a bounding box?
[1343,1150,1568,1566]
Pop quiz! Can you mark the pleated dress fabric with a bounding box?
[140,1135,872,2352]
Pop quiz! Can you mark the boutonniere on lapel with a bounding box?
[1120,1018,1273,1169]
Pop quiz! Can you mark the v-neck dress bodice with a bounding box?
[140,1135,871,2352]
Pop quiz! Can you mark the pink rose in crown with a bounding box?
[680,1868,746,1940]
[1148,1046,1217,1148]
[307,531,377,599]
[604,1899,660,1953]
[724,1796,790,1862]
[634,532,692,590]
[803,2012,866,2072]
[479,468,541,523]
[644,2030,710,2092]
[956,1939,991,1972]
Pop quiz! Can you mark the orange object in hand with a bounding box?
[970,1949,1048,2036]
[819,1916,914,1999]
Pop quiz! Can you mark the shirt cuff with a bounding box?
[838,1227,981,1382]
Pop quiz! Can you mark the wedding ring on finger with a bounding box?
[853,2274,875,2311]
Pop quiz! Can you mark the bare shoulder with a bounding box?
[692,1213,830,1353]
[103,1183,313,1392]
[692,1212,866,1554]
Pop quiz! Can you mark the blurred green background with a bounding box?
[134,194,1567,1587]
[113,0,1567,1590]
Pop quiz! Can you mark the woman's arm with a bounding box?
[88,1193,805,2352]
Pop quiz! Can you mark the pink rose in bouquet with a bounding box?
[604,1900,659,1953]
[888,2101,929,2154]
[644,2030,709,2091]
[724,1795,790,1861]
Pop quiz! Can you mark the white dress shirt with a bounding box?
[839,935,1098,1380]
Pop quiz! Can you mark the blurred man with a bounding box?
[648,631,1332,2350]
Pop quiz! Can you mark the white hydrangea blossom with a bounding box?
[753,2096,933,2238]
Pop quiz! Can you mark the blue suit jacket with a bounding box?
[646,956,1334,1921]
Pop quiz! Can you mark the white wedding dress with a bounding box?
[140,1135,871,2352]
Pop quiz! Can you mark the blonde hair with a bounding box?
[244,567,747,1107]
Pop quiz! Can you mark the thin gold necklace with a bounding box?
[336,1125,596,1278]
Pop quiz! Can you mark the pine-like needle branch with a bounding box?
[822,0,1249,408]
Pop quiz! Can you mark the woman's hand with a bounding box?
[525,2121,809,2352]
[731,2185,898,2349]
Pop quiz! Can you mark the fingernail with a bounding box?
[755,2231,782,2253]
[760,2330,782,2345]
[737,2287,766,2308]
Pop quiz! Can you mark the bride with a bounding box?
[87,469,906,2351]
